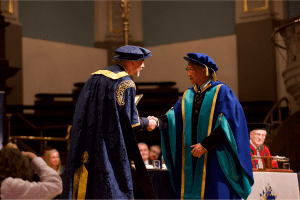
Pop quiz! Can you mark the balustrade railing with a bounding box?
[6,113,71,154]
[263,97,291,135]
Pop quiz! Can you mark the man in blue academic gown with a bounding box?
[150,53,254,199]
[60,45,157,199]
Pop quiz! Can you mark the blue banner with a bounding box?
[0,91,4,149]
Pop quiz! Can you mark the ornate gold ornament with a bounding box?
[116,80,136,106]
[0,0,13,14]
[243,0,268,13]
[108,0,130,45]
[81,151,89,164]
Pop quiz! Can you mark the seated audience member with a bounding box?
[0,147,62,199]
[248,123,278,168]
[138,142,149,165]
[148,145,161,165]
[43,149,65,176]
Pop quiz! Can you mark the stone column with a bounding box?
[278,18,300,109]
[0,9,20,99]
[235,0,281,103]
[1,0,22,105]
[94,0,143,66]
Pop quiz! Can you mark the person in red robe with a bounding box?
[248,123,278,169]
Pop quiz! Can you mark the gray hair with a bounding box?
[188,61,213,77]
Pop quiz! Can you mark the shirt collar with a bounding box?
[197,78,212,91]
[250,140,260,149]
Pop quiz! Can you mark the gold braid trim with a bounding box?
[181,90,188,199]
[116,80,136,106]
[166,107,174,114]
[201,84,223,199]
[92,70,128,80]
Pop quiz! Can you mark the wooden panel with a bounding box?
[236,19,277,102]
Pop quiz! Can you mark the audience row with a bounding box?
[138,142,162,165]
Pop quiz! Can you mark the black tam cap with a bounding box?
[248,123,274,134]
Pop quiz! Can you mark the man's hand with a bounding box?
[190,143,207,158]
[148,116,158,122]
[147,116,158,131]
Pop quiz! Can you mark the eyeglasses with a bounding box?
[186,67,197,72]
[186,66,206,72]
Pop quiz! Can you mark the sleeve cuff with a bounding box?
[31,157,47,176]
[200,126,226,152]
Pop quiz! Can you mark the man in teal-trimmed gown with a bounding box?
[150,53,254,199]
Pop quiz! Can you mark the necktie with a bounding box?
[256,148,263,169]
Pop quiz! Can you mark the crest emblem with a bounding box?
[260,183,277,200]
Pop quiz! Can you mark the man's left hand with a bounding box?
[190,143,207,158]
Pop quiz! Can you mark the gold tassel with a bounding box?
[205,67,209,76]
[213,72,217,82]
[73,165,88,199]
[73,151,89,199]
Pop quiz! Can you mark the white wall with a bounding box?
[23,34,238,106]
[23,37,107,105]
[135,35,239,98]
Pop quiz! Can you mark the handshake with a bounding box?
[147,116,159,132]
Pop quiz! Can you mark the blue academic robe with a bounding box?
[161,81,254,199]
[60,65,154,199]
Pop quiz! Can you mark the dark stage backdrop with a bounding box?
[142,1,235,47]
[18,1,94,47]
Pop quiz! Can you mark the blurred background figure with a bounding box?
[148,145,161,165]
[4,142,18,149]
[41,146,54,160]
[43,149,65,176]
[249,123,278,169]
[0,147,62,199]
[0,147,34,182]
[138,142,149,165]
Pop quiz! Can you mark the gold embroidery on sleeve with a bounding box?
[116,80,136,106]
